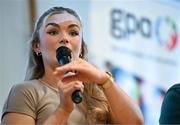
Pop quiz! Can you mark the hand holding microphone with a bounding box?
[56,46,83,104]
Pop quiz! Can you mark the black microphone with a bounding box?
[56,46,82,104]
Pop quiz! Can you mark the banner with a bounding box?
[89,1,180,124]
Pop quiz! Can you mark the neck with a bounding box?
[42,65,59,89]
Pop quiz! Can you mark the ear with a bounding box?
[32,42,41,54]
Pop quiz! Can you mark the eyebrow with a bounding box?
[45,23,59,28]
[45,23,80,30]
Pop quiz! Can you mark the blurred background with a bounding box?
[0,0,180,124]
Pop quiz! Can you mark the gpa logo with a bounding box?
[111,8,179,51]
[155,16,178,51]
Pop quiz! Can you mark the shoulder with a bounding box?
[2,80,42,120]
[11,79,49,95]
[4,80,43,105]
[4,79,50,107]
[9,79,53,102]
[13,79,42,90]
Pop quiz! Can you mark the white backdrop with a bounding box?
[89,1,180,124]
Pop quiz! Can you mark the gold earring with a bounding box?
[36,52,42,56]
[79,53,83,58]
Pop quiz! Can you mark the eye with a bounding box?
[69,30,79,36]
[47,30,59,36]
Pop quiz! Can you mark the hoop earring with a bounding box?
[79,53,83,58]
[36,52,42,56]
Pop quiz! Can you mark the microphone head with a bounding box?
[56,46,72,65]
[56,46,82,104]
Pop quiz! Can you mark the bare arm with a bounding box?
[54,58,144,124]
[43,108,70,125]
[103,83,144,124]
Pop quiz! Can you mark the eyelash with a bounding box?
[69,31,79,36]
[47,30,79,37]
[47,30,58,36]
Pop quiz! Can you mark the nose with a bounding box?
[59,38,69,44]
[59,33,69,44]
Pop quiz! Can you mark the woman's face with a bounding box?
[38,12,82,69]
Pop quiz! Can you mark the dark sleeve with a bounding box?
[159,84,180,124]
[1,83,37,120]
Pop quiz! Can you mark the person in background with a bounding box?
[159,84,180,124]
[1,6,144,125]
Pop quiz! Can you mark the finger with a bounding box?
[63,71,78,78]
[55,60,83,74]
[61,74,80,83]
[62,83,84,96]
[72,81,84,93]
[59,80,83,93]
[53,68,65,78]
[57,63,75,71]
[54,66,78,80]
[79,83,84,93]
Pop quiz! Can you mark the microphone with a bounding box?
[56,46,82,104]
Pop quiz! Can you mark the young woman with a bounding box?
[1,7,144,124]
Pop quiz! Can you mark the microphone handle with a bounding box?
[72,90,82,104]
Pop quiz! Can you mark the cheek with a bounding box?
[39,34,57,52]
[39,32,49,49]
[72,39,82,59]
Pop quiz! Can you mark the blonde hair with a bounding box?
[25,7,110,124]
